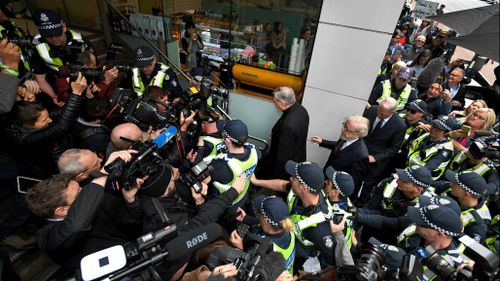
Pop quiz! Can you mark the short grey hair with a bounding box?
[57,149,86,175]
[379,97,397,112]
[345,115,370,137]
[451,67,465,78]
[273,86,296,105]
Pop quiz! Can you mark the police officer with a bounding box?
[449,140,498,194]
[192,119,227,163]
[369,66,417,112]
[407,115,458,180]
[31,9,95,107]
[402,204,464,280]
[445,170,491,243]
[357,165,432,244]
[391,99,430,170]
[323,166,356,248]
[205,120,258,210]
[231,195,296,274]
[0,3,32,77]
[129,45,183,98]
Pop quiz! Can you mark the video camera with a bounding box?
[1,30,33,50]
[206,233,281,281]
[180,161,213,193]
[179,77,229,121]
[109,88,176,130]
[104,137,166,192]
[79,223,223,281]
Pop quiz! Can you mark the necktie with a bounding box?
[334,139,346,154]
[372,118,383,134]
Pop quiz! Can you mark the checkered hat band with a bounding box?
[455,174,480,197]
[223,131,239,143]
[295,165,316,193]
[420,206,459,237]
[332,171,346,197]
[39,22,63,30]
[260,196,280,228]
[412,103,424,113]
[405,168,428,188]
[434,119,451,131]
[136,56,154,62]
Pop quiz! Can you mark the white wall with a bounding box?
[302,0,405,166]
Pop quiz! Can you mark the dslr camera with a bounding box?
[180,161,213,193]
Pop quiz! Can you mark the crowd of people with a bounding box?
[0,3,499,281]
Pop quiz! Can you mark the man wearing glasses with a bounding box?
[402,35,426,62]
[310,115,369,176]
[445,67,466,109]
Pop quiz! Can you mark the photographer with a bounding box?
[25,150,143,271]
[30,9,95,108]
[140,165,247,280]
[54,50,119,102]
[0,2,32,78]
[128,45,183,99]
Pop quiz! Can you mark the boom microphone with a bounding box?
[418,57,446,89]
[164,223,223,262]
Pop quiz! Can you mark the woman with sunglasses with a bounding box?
[450,108,496,151]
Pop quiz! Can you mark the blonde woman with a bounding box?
[450,108,496,151]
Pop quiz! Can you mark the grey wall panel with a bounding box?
[306,23,393,100]
[319,0,405,33]
[302,86,367,167]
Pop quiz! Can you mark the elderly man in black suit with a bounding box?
[258,86,309,180]
[354,97,406,206]
[310,114,369,175]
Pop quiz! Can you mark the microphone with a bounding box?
[164,223,223,261]
[152,125,178,149]
[418,57,446,89]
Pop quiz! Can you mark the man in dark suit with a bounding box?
[354,97,406,206]
[258,86,309,180]
[310,114,369,175]
[445,67,466,110]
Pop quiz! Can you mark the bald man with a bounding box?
[106,123,143,159]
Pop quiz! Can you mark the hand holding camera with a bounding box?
[70,72,88,96]
[103,66,119,85]
[440,89,452,103]
[16,86,36,102]
[0,38,21,72]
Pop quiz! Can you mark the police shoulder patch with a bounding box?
[322,236,334,249]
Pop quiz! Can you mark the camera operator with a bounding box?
[356,165,432,244]
[251,161,349,270]
[231,195,296,274]
[140,165,247,280]
[204,120,259,213]
[127,45,183,99]
[25,150,143,271]
[57,148,103,184]
[30,9,95,108]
